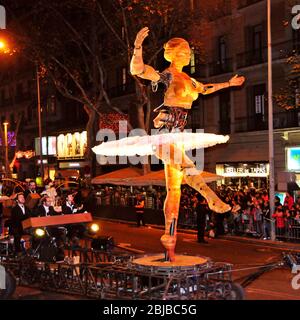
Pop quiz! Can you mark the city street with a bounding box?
[2,1,300,305]
[12,220,300,300]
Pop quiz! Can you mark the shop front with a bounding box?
[34,131,89,180]
[35,136,57,180]
[216,162,269,189]
[56,130,89,179]
[57,161,90,179]
[284,147,300,196]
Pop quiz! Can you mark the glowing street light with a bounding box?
[0,38,12,54]
[0,40,6,49]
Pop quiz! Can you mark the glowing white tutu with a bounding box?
[92,132,229,157]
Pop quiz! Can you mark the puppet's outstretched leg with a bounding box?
[183,167,231,213]
[155,144,230,215]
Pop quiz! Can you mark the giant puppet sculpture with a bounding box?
[93,27,245,262]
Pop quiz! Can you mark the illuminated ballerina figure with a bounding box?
[93,27,245,262]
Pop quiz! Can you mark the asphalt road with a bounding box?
[12,220,300,300]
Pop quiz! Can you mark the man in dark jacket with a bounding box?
[135,194,146,227]
[34,196,66,257]
[35,196,57,217]
[196,195,209,243]
[10,193,32,254]
[24,180,38,199]
[62,193,85,241]
[61,193,83,215]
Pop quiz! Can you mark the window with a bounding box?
[190,47,196,74]
[122,67,127,89]
[253,24,263,54]
[27,106,32,122]
[190,0,201,11]
[219,36,226,62]
[219,91,231,134]
[253,84,265,119]
[293,29,300,53]
[0,89,4,106]
[47,95,57,115]
[238,0,263,9]
[247,84,266,131]
[218,35,227,68]
[27,80,32,93]
[243,23,265,66]
[10,113,15,127]
[16,83,23,96]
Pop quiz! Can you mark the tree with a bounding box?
[3,0,128,174]
[275,54,300,110]
[99,0,205,133]
[3,0,208,175]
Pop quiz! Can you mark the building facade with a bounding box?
[188,0,300,192]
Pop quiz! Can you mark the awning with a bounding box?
[91,168,222,186]
[91,167,143,185]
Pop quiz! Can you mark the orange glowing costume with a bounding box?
[94,27,245,262]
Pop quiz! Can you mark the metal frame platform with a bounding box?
[0,249,244,300]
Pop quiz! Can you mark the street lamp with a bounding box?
[0,38,13,55]
[36,64,44,181]
[267,0,276,240]
[0,40,6,49]
[3,121,8,177]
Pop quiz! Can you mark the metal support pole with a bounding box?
[267,0,276,241]
[36,63,44,181]
[3,122,8,177]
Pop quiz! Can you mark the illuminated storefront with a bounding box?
[56,131,89,178]
[216,162,269,188]
[57,131,87,159]
[33,131,88,179]
[287,147,300,172]
[35,136,57,156]
[286,147,300,189]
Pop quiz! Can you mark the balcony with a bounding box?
[206,1,232,21]
[235,110,300,133]
[236,48,266,69]
[209,58,233,76]
[236,40,299,69]
[238,0,263,9]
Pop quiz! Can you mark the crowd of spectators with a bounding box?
[96,184,300,242]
